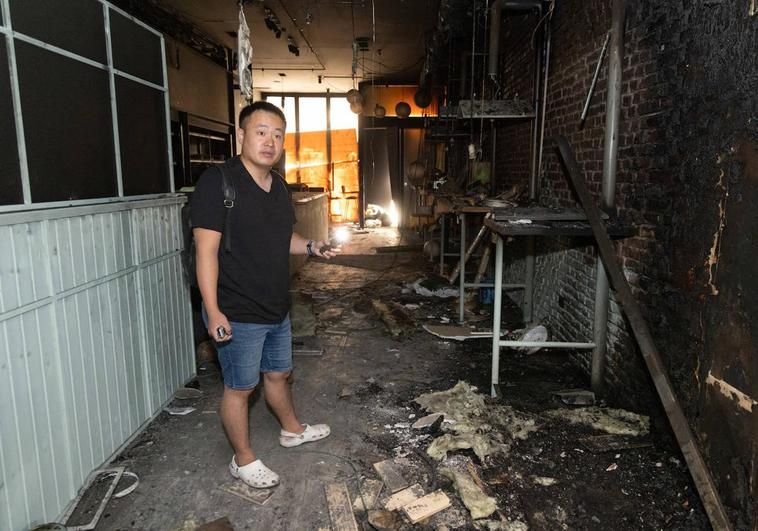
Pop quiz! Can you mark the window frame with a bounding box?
[0,0,174,213]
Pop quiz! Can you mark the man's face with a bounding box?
[237,110,285,171]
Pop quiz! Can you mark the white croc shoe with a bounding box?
[279,423,331,448]
[229,456,279,488]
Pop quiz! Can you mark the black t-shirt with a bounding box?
[190,156,295,323]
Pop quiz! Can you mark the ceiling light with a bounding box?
[287,36,300,56]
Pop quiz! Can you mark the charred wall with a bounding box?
[493,0,757,526]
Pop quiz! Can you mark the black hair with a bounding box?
[239,101,287,129]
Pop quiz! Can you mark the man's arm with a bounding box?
[290,232,339,258]
[194,227,231,341]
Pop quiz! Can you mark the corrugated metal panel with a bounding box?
[0,197,193,530]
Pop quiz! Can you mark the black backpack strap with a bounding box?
[270,169,291,199]
[219,165,236,252]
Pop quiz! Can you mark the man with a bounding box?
[191,101,337,489]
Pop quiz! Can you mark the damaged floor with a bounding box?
[79,227,710,530]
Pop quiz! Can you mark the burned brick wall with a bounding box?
[493,12,538,191]
[494,0,757,526]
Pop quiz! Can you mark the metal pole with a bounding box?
[459,212,467,323]
[580,32,610,124]
[439,214,446,275]
[524,237,535,323]
[491,234,504,397]
[557,136,734,531]
[592,0,625,395]
[535,18,552,183]
[529,18,543,198]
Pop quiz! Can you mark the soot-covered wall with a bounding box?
[494,1,757,526]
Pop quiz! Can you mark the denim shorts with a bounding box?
[203,310,293,390]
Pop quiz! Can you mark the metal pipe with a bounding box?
[580,32,610,124]
[488,0,502,80]
[529,21,543,199]
[535,17,552,185]
[592,0,625,395]
[498,341,596,349]
[439,214,446,275]
[524,237,535,322]
[556,135,734,531]
[465,282,525,288]
[490,119,497,195]
[491,234,504,397]
[458,213,467,322]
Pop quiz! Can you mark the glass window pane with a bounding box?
[110,11,163,86]
[10,0,106,64]
[329,97,359,221]
[292,98,327,189]
[117,77,170,195]
[298,97,326,132]
[16,42,116,202]
[329,97,358,132]
[0,39,22,205]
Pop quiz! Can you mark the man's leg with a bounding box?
[263,371,304,434]
[219,386,257,465]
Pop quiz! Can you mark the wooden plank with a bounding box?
[556,135,733,531]
[401,490,451,524]
[324,482,359,531]
[384,483,425,511]
[373,459,409,493]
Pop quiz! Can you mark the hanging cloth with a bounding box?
[238,5,253,103]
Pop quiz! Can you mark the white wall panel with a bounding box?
[0,196,194,531]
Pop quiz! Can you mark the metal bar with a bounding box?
[464,282,524,289]
[97,0,163,37]
[528,20,543,199]
[63,467,125,530]
[458,212,466,323]
[104,6,124,197]
[11,31,109,71]
[497,341,595,349]
[0,193,184,218]
[2,0,31,205]
[439,214,446,275]
[524,236,535,322]
[535,17,552,181]
[580,32,610,124]
[556,135,734,531]
[160,35,174,193]
[593,0,625,395]
[491,235,504,397]
[488,0,502,80]
[113,68,166,92]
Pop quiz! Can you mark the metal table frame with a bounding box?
[485,216,628,397]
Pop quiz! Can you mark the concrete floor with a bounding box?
[80,226,708,530]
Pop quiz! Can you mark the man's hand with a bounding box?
[207,311,232,342]
[313,240,340,259]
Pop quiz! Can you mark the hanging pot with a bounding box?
[346,89,363,104]
[349,101,364,114]
[395,101,411,118]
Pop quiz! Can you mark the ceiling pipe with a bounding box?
[488,0,502,81]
